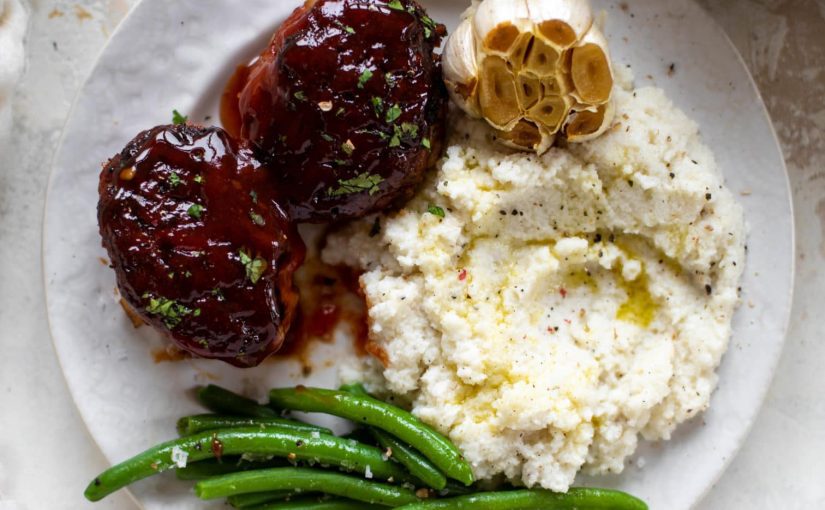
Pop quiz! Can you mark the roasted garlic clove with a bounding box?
[564,100,615,142]
[442,0,616,152]
[569,26,613,106]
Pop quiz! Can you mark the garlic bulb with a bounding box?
[442,0,615,152]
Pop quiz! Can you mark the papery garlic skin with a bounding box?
[442,0,616,153]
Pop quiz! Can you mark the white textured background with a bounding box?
[0,0,823,508]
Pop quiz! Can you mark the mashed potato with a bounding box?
[322,87,746,491]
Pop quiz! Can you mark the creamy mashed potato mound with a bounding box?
[322,87,746,491]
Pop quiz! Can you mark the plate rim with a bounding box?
[40,0,795,508]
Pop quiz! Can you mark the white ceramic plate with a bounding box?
[43,1,793,508]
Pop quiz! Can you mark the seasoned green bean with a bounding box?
[371,428,447,490]
[394,488,648,509]
[269,387,473,485]
[177,414,331,437]
[84,427,410,501]
[341,383,447,490]
[175,457,287,480]
[195,467,420,505]
[227,490,296,508]
[198,385,278,418]
[254,496,387,509]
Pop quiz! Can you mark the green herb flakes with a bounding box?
[333,20,356,34]
[427,204,446,218]
[328,172,384,197]
[421,15,436,38]
[193,174,204,184]
[401,122,418,137]
[357,69,373,89]
[372,97,384,116]
[172,110,188,125]
[422,137,431,149]
[187,204,204,219]
[249,190,258,203]
[385,104,402,123]
[239,249,268,284]
[249,211,266,226]
[145,296,192,329]
[321,133,334,142]
[168,172,182,187]
[293,91,307,102]
[387,0,404,10]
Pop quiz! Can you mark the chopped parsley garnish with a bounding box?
[401,122,418,137]
[168,172,182,187]
[336,107,346,117]
[187,204,204,219]
[385,104,402,123]
[249,190,258,203]
[328,172,384,197]
[145,296,192,329]
[357,69,373,89]
[172,110,188,125]
[422,137,431,149]
[321,133,334,142]
[389,122,418,147]
[385,72,395,87]
[371,97,384,116]
[427,204,446,218]
[193,174,204,184]
[211,287,225,300]
[341,139,356,156]
[421,15,436,38]
[333,20,356,34]
[239,249,267,284]
[249,211,266,226]
[387,0,404,10]
[293,90,307,101]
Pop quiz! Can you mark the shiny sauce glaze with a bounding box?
[234,0,448,222]
[98,124,305,367]
[277,261,369,373]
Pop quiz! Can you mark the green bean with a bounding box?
[175,457,287,480]
[84,427,411,501]
[198,385,278,418]
[178,414,331,437]
[253,496,387,509]
[341,383,447,490]
[227,490,296,508]
[371,428,448,490]
[394,488,648,509]
[195,467,420,505]
[269,387,473,486]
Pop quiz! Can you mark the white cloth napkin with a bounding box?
[0,0,27,138]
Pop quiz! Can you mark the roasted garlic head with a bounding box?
[443,0,615,152]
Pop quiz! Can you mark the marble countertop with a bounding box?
[0,0,823,508]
